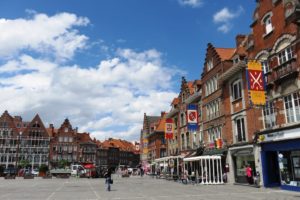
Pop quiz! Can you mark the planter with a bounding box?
[24,175,34,179]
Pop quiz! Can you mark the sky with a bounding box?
[0,0,256,141]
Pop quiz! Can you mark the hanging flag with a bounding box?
[246,60,266,105]
[187,104,198,131]
[165,118,174,139]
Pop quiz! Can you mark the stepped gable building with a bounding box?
[246,0,300,191]
[78,133,97,164]
[0,111,50,169]
[201,44,235,157]
[49,118,79,168]
[140,113,160,170]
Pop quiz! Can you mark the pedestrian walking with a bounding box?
[245,164,253,185]
[104,168,113,191]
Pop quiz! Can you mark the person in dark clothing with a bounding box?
[104,168,112,191]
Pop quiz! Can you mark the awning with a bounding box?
[184,155,221,162]
[202,148,227,156]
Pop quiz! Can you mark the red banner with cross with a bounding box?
[247,61,266,105]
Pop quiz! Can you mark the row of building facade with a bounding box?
[141,0,300,192]
[0,110,140,171]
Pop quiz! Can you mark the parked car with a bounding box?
[31,169,39,176]
[4,167,17,177]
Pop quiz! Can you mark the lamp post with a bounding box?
[15,131,22,174]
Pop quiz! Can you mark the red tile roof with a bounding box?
[215,48,236,61]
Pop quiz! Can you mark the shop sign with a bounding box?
[259,128,300,143]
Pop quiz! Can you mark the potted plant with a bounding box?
[39,164,48,177]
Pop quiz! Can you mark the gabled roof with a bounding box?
[187,81,194,95]
[155,114,166,132]
[215,48,236,61]
[23,114,49,137]
[171,98,179,105]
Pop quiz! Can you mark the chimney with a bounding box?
[161,111,165,117]
[236,34,246,47]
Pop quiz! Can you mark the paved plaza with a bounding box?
[0,176,300,200]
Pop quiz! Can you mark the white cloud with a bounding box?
[0,46,178,141]
[0,12,89,61]
[178,0,203,8]
[213,6,244,33]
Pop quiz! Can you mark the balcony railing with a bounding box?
[273,58,298,83]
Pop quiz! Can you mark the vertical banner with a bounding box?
[187,104,198,131]
[143,138,148,154]
[246,60,266,105]
[165,118,174,139]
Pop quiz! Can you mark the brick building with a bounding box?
[0,111,50,169]
[246,0,300,191]
[140,113,160,171]
[97,138,140,170]
[219,35,264,184]
[147,112,167,166]
[49,119,79,168]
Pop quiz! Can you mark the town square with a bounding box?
[1,176,300,200]
[0,0,300,199]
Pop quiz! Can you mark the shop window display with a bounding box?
[278,151,300,187]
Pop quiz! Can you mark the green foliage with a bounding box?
[58,159,68,168]
[19,160,30,168]
[39,164,49,173]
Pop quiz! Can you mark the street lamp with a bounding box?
[15,131,22,174]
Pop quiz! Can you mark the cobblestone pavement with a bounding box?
[0,175,299,200]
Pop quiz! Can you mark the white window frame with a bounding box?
[207,59,213,71]
[231,79,242,101]
[284,92,300,123]
[263,14,273,35]
[263,101,276,129]
[235,117,246,142]
[278,47,293,65]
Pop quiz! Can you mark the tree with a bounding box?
[19,159,30,169]
[58,159,68,168]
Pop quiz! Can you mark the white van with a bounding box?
[71,164,86,176]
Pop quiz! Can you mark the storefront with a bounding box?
[229,145,256,184]
[259,127,300,192]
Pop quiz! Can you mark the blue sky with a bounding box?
[0,0,256,141]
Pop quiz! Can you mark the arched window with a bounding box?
[261,12,273,36]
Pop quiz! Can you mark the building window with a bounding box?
[284,92,300,123]
[235,117,246,142]
[207,59,213,71]
[199,125,203,143]
[278,47,293,65]
[205,75,218,96]
[263,101,276,129]
[263,14,273,35]
[262,60,270,74]
[231,80,242,101]
[206,99,219,120]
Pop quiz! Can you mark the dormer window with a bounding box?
[207,59,213,71]
[262,13,273,36]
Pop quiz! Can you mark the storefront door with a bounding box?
[261,151,280,187]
